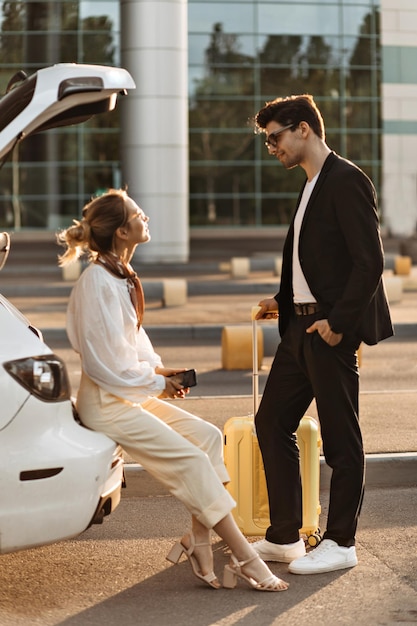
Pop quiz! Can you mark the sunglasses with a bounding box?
[264,124,295,149]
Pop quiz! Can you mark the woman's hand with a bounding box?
[158,376,189,399]
[155,366,190,399]
[155,366,186,377]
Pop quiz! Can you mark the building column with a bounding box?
[381,0,417,238]
[120,0,189,262]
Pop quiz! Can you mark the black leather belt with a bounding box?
[294,302,321,316]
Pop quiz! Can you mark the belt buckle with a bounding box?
[295,302,317,316]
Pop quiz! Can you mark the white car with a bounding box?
[0,63,136,554]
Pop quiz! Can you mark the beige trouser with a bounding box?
[77,373,235,529]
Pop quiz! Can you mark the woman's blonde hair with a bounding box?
[57,188,130,266]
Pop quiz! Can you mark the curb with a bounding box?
[41,323,417,345]
[123,452,417,498]
[320,452,417,490]
[0,278,280,298]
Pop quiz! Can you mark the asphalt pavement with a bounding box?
[0,233,416,625]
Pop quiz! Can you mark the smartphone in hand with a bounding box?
[170,369,197,387]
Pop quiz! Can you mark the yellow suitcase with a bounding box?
[223,308,322,545]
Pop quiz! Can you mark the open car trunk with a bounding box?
[0,63,135,163]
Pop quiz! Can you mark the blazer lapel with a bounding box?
[298,152,336,240]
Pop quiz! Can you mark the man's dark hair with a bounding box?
[254,94,325,139]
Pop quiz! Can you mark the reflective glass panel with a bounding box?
[189,3,254,34]
[257,3,339,36]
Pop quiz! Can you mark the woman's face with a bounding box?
[125,197,151,245]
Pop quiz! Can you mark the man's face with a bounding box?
[265,121,301,170]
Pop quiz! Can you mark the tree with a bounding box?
[190,22,255,224]
[347,7,381,183]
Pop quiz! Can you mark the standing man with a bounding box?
[252,95,393,575]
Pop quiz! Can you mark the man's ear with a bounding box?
[299,121,310,137]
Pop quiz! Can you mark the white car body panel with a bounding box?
[0,396,123,553]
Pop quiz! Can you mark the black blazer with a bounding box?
[276,152,393,346]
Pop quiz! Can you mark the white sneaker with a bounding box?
[288,539,358,575]
[252,538,306,563]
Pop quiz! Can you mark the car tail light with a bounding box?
[3,354,71,402]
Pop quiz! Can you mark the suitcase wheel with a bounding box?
[306,531,322,548]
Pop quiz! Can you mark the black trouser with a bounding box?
[255,312,364,547]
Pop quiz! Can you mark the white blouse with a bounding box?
[66,263,166,403]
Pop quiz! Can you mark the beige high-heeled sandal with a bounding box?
[166,532,220,589]
[223,553,289,591]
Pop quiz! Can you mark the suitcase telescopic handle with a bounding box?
[251,305,278,415]
[251,306,262,414]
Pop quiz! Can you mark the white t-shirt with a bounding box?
[292,172,320,303]
[66,263,166,403]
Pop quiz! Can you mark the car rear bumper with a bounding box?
[89,447,124,526]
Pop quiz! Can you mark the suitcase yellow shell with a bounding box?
[224,414,322,543]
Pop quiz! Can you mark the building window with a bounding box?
[189,0,381,227]
[0,0,120,229]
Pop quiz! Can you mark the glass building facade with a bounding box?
[189,0,381,227]
[0,0,121,229]
[0,0,381,230]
